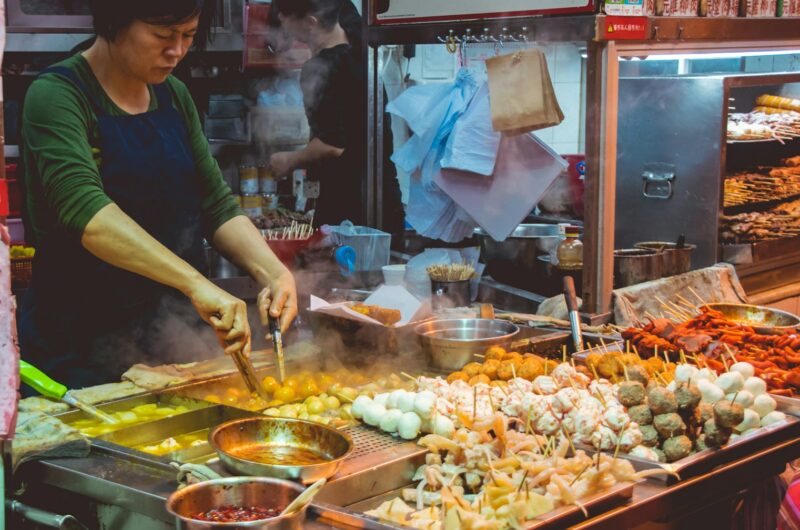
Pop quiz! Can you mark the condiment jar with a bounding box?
[259,165,277,194]
[241,194,263,217]
[556,226,583,271]
[239,165,259,195]
[261,194,278,214]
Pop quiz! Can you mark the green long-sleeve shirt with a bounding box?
[22,53,242,246]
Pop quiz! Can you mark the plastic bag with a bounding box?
[441,82,501,177]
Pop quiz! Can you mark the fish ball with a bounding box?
[735,409,760,433]
[698,379,724,404]
[752,394,776,418]
[379,409,404,433]
[761,411,787,427]
[352,396,372,419]
[675,364,699,384]
[716,372,744,394]
[695,368,718,383]
[398,412,422,440]
[397,392,417,413]
[431,414,455,438]
[413,391,437,418]
[743,377,767,397]
[725,390,754,409]
[730,362,755,380]
[364,403,386,426]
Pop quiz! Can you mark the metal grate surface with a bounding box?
[341,424,409,459]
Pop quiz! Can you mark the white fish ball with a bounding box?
[373,393,390,407]
[698,379,725,404]
[364,403,386,426]
[730,362,755,380]
[695,368,718,382]
[716,372,744,394]
[675,364,699,383]
[397,392,417,413]
[752,394,777,418]
[398,412,422,440]
[743,377,767,397]
[725,390,754,408]
[761,411,787,427]
[379,409,404,433]
[735,409,760,433]
[352,396,372,419]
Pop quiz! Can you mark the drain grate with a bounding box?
[342,424,408,459]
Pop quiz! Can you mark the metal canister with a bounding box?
[261,193,278,214]
[241,193,263,217]
[239,165,258,195]
[259,165,277,194]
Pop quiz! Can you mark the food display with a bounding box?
[622,306,800,396]
[727,110,800,142]
[724,168,800,209]
[350,303,402,326]
[445,347,563,386]
[192,505,280,523]
[248,208,310,230]
[68,403,194,438]
[721,197,800,242]
[365,422,654,529]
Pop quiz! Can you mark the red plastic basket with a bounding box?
[11,256,33,288]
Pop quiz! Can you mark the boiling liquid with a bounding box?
[232,444,330,465]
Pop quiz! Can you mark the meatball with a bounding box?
[663,435,693,462]
[697,403,714,424]
[447,371,469,384]
[626,364,650,386]
[653,447,667,463]
[598,355,622,378]
[618,381,647,407]
[713,400,744,429]
[496,362,515,381]
[502,352,524,364]
[480,359,501,380]
[468,374,491,386]
[654,413,687,439]
[695,434,710,452]
[640,425,660,447]
[648,387,678,415]
[703,418,732,448]
[519,358,544,381]
[485,346,507,361]
[586,353,603,373]
[463,362,483,378]
[628,404,653,426]
[675,384,702,412]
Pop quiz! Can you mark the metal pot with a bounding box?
[704,303,800,335]
[166,477,306,529]
[210,418,352,484]
[474,225,562,290]
[415,319,520,371]
[633,241,697,277]
[613,249,662,288]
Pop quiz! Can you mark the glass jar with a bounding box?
[556,226,583,271]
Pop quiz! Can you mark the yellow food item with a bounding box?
[203,394,221,404]
[485,346,507,361]
[261,376,279,394]
[274,385,296,403]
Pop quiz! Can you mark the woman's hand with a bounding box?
[257,269,298,333]
[269,152,296,178]
[187,279,252,357]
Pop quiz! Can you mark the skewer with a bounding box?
[687,287,708,307]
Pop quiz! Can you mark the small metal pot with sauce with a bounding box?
[167,476,306,530]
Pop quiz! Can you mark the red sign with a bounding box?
[602,16,649,40]
[0,180,8,217]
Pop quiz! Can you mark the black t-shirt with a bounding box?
[301,43,366,226]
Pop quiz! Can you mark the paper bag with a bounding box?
[486,49,564,134]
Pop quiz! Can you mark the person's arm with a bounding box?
[24,74,250,356]
[82,204,251,355]
[270,138,344,178]
[210,216,298,332]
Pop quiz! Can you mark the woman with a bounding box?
[19,0,297,388]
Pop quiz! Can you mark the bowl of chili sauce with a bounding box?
[167,477,306,529]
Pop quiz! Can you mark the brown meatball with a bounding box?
[648,387,678,415]
[463,362,483,378]
[485,346,506,361]
[654,413,686,439]
[468,374,491,386]
[519,359,544,381]
[640,425,659,447]
[663,435,693,462]
[703,418,731,448]
[626,365,650,386]
[618,381,647,407]
[713,400,744,430]
[697,403,714,423]
[447,371,469,384]
[675,385,702,412]
[480,359,501,380]
[628,404,653,426]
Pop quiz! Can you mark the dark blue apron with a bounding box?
[19,66,209,389]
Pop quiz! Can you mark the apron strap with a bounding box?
[39,66,106,117]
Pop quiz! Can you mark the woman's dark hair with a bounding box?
[273,0,342,29]
[88,0,216,50]
[269,0,363,54]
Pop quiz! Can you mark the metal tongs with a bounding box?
[269,315,286,384]
[229,348,270,402]
[19,360,119,424]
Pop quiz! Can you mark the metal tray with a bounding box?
[585,406,800,485]
[345,480,635,529]
[55,392,213,425]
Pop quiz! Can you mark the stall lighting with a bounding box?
[632,49,800,61]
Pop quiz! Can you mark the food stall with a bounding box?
[5,1,800,529]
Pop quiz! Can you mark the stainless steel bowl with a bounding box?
[415,319,520,371]
[210,418,352,484]
[704,303,800,335]
[166,476,306,529]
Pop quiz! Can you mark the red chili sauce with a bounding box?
[192,505,281,522]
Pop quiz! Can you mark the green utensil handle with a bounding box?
[19,361,67,400]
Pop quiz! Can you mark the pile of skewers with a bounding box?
[724,172,800,208]
[427,263,476,282]
[728,106,800,143]
[720,198,800,243]
[263,221,314,241]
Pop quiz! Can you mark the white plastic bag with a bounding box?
[441,83,500,177]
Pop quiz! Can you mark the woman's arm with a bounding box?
[270,138,344,177]
[82,204,252,356]
[210,216,298,332]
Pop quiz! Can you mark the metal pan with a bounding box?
[210,417,353,484]
[703,303,800,335]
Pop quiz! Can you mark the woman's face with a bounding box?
[112,17,199,84]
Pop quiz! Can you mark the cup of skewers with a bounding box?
[263,221,321,265]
